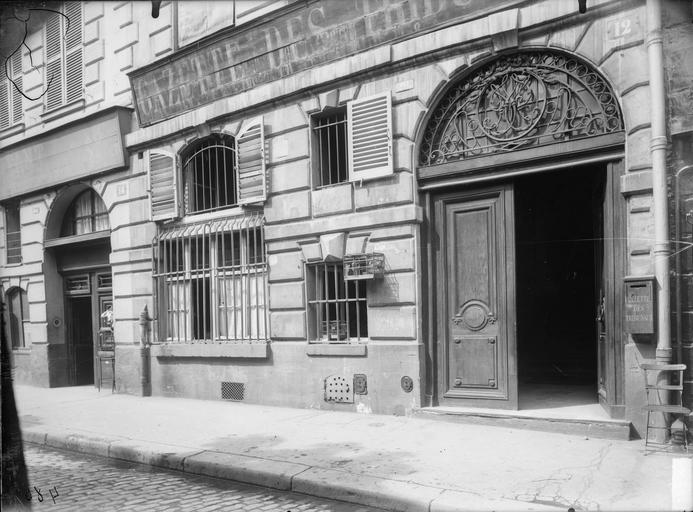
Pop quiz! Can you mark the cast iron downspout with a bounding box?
[646,0,672,364]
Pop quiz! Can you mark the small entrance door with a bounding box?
[67,296,94,385]
[435,184,517,408]
[63,270,113,387]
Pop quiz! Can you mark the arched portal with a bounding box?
[44,185,112,387]
[418,49,626,417]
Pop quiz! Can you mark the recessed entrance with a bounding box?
[515,165,603,409]
[67,295,94,385]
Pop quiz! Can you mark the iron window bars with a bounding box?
[183,134,238,215]
[313,108,349,187]
[307,261,367,343]
[153,212,267,343]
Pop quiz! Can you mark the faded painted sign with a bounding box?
[130,0,515,126]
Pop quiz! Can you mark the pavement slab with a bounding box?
[14,384,685,511]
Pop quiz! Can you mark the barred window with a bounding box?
[153,214,267,343]
[6,287,29,349]
[307,262,367,343]
[5,204,21,264]
[183,134,237,215]
[312,108,348,187]
[60,189,109,236]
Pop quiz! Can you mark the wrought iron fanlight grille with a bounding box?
[419,51,623,166]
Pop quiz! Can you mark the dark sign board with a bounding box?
[130,0,516,126]
[624,278,655,334]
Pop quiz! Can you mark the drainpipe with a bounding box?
[646,0,671,365]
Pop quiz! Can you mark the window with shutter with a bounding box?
[236,118,267,205]
[347,92,393,182]
[0,80,9,130]
[312,108,349,187]
[149,151,179,221]
[44,2,83,112]
[182,135,237,214]
[5,204,22,264]
[1,52,24,129]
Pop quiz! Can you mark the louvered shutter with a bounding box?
[149,151,180,221]
[347,91,393,182]
[44,12,63,110]
[0,81,9,129]
[64,2,83,103]
[235,117,267,205]
[11,76,23,124]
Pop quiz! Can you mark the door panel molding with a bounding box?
[434,184,517,409]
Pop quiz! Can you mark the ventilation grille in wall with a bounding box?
[221,382,245,401]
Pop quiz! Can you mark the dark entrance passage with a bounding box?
[68,296,94,385]
[515,165,604,407]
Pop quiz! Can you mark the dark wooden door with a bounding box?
[595,161,625,416]
[68,296,94,385]
[435,184,517,408]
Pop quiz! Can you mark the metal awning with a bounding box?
[155,211,264,241]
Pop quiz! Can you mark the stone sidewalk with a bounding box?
[13,385,683,511]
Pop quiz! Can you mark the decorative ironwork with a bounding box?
[420,51,623,166]
[343,253,385,281]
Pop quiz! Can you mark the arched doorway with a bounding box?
[44,185,112,387]
[417,50,626,416]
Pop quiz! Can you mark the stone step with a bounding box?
[413,407,633,441]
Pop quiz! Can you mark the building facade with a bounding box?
[1,0,692,438]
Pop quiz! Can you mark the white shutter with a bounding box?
[11,76,23,124]
[64,2,83,103]
[149,150,180,221]
[347,91,393,182]
[44,12,63,110]
[235,117,267,205]
[0,80,9,129]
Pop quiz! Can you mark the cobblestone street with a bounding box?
[13,444,381,512]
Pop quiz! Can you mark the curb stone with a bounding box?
[21,426,562,511]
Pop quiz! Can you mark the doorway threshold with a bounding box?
[413,403,632,440]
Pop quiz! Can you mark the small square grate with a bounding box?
[221,381,245,401]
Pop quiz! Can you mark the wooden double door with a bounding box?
[433,163,623,414]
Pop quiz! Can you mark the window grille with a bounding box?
[97,273,112,289]
[7,288,29,349]
[153,213,267,343]
[183,135,237,214]
[307,262,367,343]
[65,275,90,294]
[60,189,109,236]
[313,108,349,187]
[5,204,21,264]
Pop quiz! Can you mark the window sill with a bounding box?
[12,348,31,355]
[306,343,367,357]
[41,99,86,124]
[0,123,25,140]
[151,342,268,359]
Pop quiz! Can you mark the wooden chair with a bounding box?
[640,363,690,453]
